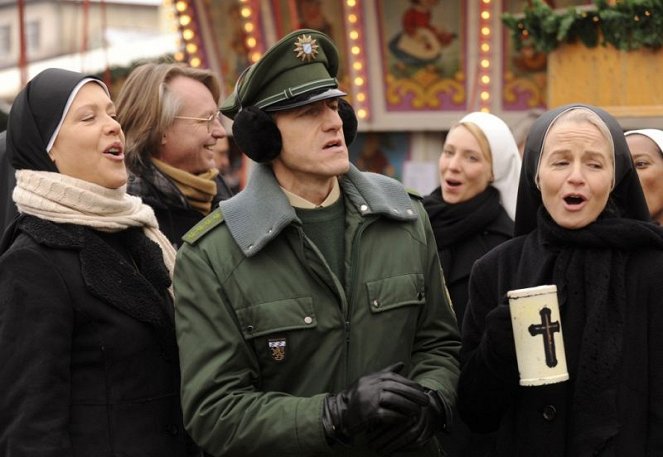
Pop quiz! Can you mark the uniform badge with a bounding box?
[268,337,287,362]
[294,34,319,62]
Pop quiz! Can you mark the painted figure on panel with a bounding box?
[379,0,465,112]
[389,0,456,68]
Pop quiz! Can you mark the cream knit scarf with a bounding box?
[13,170,177,279]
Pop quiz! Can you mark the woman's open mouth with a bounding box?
[563,193,587,210]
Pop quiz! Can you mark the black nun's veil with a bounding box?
[507,104,663,455]
[6,68,104,172]
[514,103,650,236]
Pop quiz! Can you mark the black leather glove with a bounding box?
[321,362,429,446]
[479,303,518,384]
[366,388,447,455]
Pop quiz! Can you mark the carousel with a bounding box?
[169,0,663,191]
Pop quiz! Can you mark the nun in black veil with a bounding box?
[0,68,198,456]
[457,104,663,457]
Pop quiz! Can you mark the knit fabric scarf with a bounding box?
[423,186,501,271]
[12,170,176,279]
[537,207,663,456]
[152,158,218,215]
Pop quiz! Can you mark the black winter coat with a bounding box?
[127,165,233,249]
[0,215,198,457]
[424,193,512,457]
[424,198,512,325]
[0,131,18,235]
[458,230,663,457]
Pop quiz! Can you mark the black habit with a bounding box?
[457,104,663,457]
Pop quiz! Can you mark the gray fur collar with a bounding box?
[219,164,418,256]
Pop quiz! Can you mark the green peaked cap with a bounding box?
[220,28,345,120]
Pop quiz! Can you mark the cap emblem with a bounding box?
[294,34,319,62]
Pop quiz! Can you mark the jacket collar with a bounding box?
[219,163,418,256]
[128,161,233,211]
[128,161,188,210]
[15,216,174,334]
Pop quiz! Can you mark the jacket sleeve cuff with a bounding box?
[295,394,333,454]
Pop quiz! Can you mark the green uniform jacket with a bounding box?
[174,164,460,457]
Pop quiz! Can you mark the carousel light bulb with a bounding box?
[480,59,490,68]
[481,75,490,84]
[186,43,197,53]
[351,46,360,55]
[247,37,257,48]
[480,91,490,101]
[182,29,194,40]
[241,7,251,18]
[175,1,187,13]
[348,14,357,23]
[179,15,191,26]
[190,57,201,67]
[347,0,356,6]
[357,108,367,119]
[244,23,254,33]
[354,76,364,86]
[350,30,359,40]
[357,93,366,102]
[353,61,363,70]
[481,11,490,20]
[481,43,490,52]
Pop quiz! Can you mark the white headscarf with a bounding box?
[624,129,663,156]
[459,112,522,220]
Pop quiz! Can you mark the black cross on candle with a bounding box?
[528,307,560,368]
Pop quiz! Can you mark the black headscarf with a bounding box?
[514,103,650,236]
[423,186,502,270]
[513,104,663,456]
[6,68,106,172]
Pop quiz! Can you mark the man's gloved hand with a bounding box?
[321,362,429,446]
[366,388,447,455]
[479,303,518,384]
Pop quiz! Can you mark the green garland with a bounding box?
[502,0,663,53]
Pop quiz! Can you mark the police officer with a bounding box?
[174,29,460,457]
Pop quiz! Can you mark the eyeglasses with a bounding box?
[174,109,223,133]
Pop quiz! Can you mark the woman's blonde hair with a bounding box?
[458,121,492,165]
[116,63,221,173]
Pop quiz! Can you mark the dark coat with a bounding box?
[127,163,233,249]
[423,190,512,457]
[0,215,198,457]
[458,230,663,456]
[427,206,512,325]
[0,131,18,235]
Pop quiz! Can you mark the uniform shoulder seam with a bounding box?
[406,188,423,200]
[182,208,225,245]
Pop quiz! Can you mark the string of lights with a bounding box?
[478,0,492,112]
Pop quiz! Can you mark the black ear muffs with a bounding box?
[232,106,282,163]
[232,98,359,163]
[338,98,358,147]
